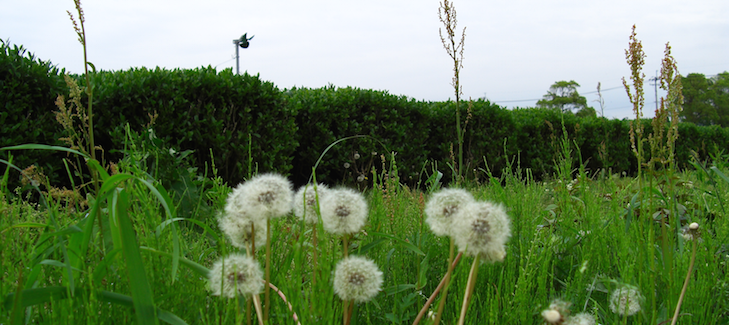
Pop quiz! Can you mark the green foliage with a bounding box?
[0,40,67,186]
[286,86,430,186]
[88,66,297,185]
[536,80,592,113]
[681,72,729,126]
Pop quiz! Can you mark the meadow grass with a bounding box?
[1,145,728,324]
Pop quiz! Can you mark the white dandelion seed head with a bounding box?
[609,285,643,316]
[452,201,512,262]
[548,299,572,316]
[208,254,264,298]
[228,173,293,220]
[333,256,383,303]
[424,188,475,237]
[564,312,596,325]
[689,222,699,230]
[293,183,329,225]
[541,309,562,324]
[218,211,267,249]
[320,188,368,236]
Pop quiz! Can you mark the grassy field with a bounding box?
[1,143,728,324]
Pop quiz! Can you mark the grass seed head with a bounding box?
[333,255,383,303]
[208,254,264,298]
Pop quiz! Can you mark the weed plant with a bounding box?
[1,3,729,325]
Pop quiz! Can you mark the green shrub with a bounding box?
[88,67,297,185]
[0,40,67,187]
[287,86,430,186]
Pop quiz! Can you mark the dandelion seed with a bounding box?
[293,183,329,225]
[227,173,293,221]
[320,188,368,235]
[452,201,511,262]
[218,211,267,249]
[333,256,383,303]
[564,312,596,325]
[541,309,562,324]
[549,299,572,317]
[609,285,643,316]
[208,254,264,299]
[424,188,475,237]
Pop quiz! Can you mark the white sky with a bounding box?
[3,0,728,119]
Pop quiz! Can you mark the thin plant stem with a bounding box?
[264,219,271,322]
[252,294,264,325]
[345,299,355,325]
[342,300,349,325]
[412,252,463,325]
[457,254,480,325]
[670,237,698,325]
[432,238,456,325]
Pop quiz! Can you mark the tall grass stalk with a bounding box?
[438,0,468,184]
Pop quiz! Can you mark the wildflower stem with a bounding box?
[432,238,456,325]
[670,237,697,325]
[343,300,349,325]
[412,251,463,325]
[345,299,355,325]
[457,254,480,325]
[252,294,264,325]
[264,219,271,322]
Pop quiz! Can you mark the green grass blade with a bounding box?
[0,144,89,159]
[370,232,425,256]
[2,286,72,309]
[98,291,189,325]
[116,188,158,324]
[139,246,211,278]
[155,217,220,243]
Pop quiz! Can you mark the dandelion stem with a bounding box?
[264,219,271,322]
[670,237,697,325]
[344,299,355,325]
[252,294,264,325]
[412,251,463,325]
[432,238,456,325]
[457,254,480,325]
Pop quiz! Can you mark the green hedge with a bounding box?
[0,40,67,186]
[3,41,729,189]
[89,67,297,185]
[287,86,431,186]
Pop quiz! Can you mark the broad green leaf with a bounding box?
[116,188,158,324]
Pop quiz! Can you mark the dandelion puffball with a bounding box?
[609,285,643,316]
[320,188,368,235]
[227,173,293,221]
[452,201,512,262]
[424,188,475,237]
[208,254,264,298]
[333,256,383,303]
[541,309,562,324]
[293,183,329,225]
[564,312,596,325]
[217,211,267,249]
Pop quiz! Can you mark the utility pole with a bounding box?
[233,33,254,75]
[649,70,659,111]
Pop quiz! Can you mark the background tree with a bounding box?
[680,72,729,126]
[536,80,593,115]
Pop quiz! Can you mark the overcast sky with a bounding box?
[3,0,728,119]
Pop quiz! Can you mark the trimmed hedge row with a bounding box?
[3,40,729,188]
[88,67,297,186]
